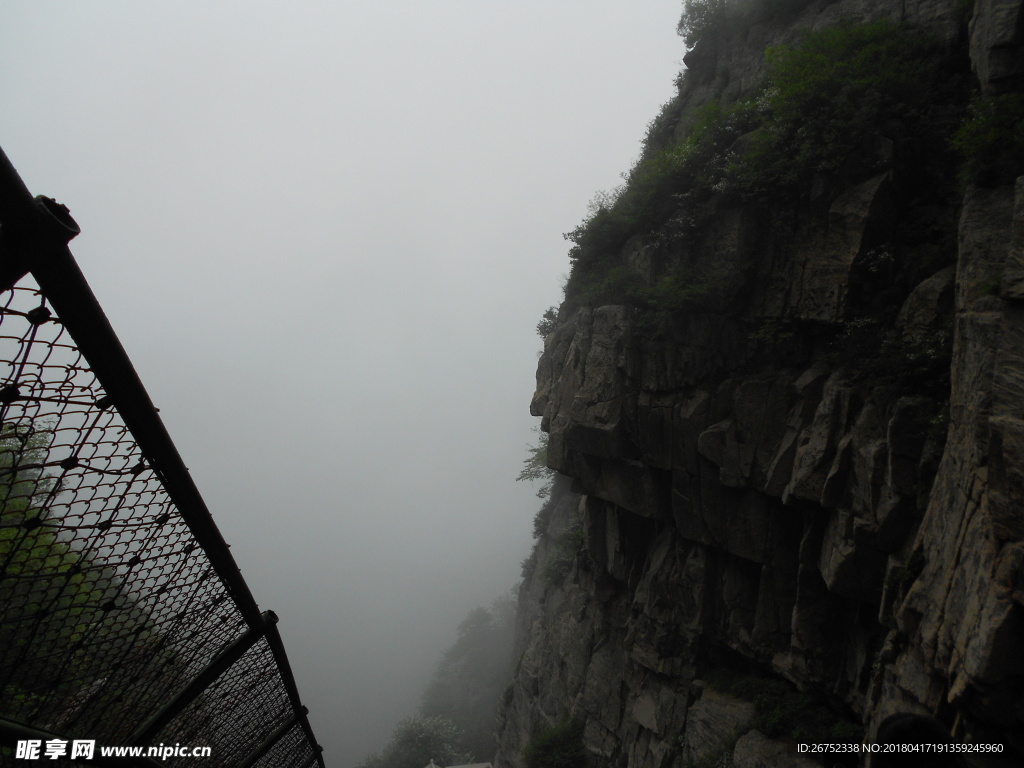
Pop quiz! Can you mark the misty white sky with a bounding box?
[1,2,685,764]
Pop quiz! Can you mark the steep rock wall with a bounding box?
[496,0,1024,766]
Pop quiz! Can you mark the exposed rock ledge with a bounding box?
[495,1,1024,766]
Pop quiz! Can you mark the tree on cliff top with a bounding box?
[677,0,731,46]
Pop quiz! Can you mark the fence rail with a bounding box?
[0,146,325,768]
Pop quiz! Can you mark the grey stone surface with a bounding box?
[494,5,1024,768]
[732,730,821,768]
[680,690,755,766]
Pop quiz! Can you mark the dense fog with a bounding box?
[0,2,685,763]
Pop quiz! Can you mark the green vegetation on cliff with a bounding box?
[953,93,1024,186]
[356,716,472,768]
[563,19,952,313]
[0,421,174,730]
[677,0,812,46]
[517,429,555,499]
[420,596,517,760]
[505,2,1024,765]
[357,595,517,768]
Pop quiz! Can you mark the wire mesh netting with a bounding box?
[0,271,323,765]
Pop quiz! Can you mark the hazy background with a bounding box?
[1,3,684,764]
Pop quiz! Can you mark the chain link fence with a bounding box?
[0,147,325,768]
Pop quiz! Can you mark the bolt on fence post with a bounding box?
[0,145,80,292]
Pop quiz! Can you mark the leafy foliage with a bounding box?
[356,716,471,768]
[563,20,946,313]
[677,0,814,47]
[420,596,517,761]
[517,429,555,499]
[361,595,518,767]
[678,0,727,46]
[756,20,935,181]
[676,0,758,47]
[536,307,559,338]
[0,420,59,513]
[0,422,171,727]
[828,317,952,398]
[952,92,1024,186]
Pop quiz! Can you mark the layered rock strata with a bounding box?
[495,0,1024,766]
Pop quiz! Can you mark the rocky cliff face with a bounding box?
[495,1,1024,766]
